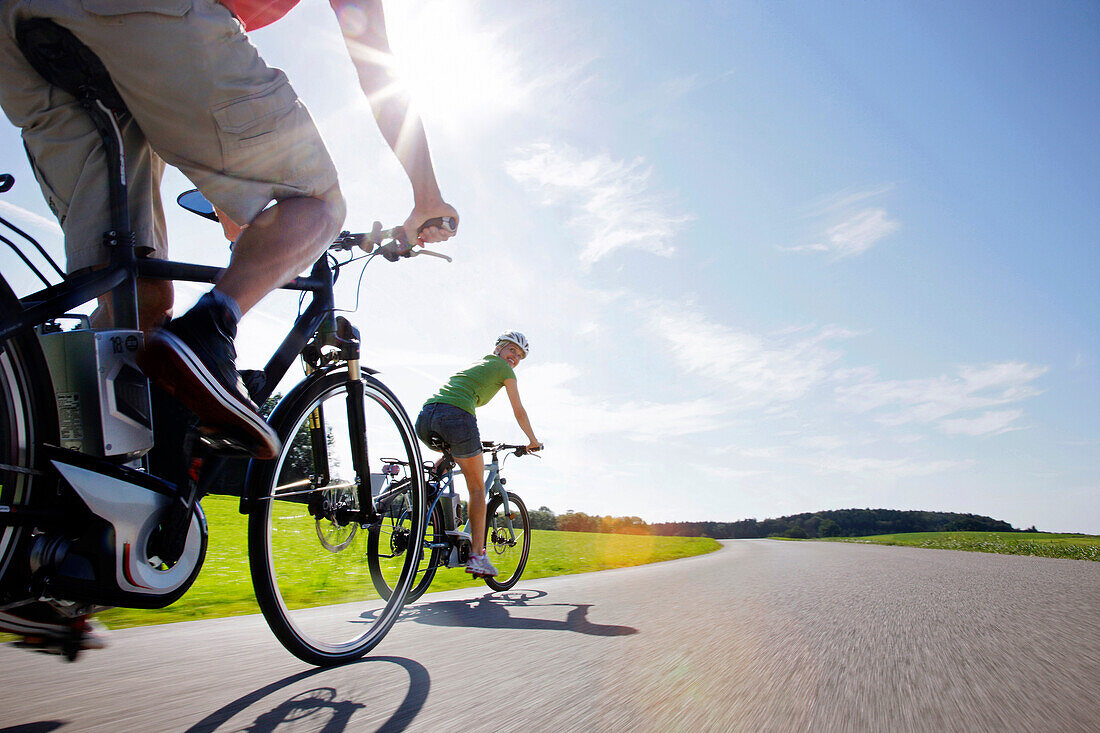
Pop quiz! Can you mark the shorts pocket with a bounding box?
[24,147,68,227]
[81,0,191,17]
[212,79,298,156]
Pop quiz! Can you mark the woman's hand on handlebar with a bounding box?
[526,440,543,453]
[405,200,459,244]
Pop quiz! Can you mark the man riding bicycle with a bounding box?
[0,0,456,652]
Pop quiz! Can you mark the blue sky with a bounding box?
[1,1,1096,532]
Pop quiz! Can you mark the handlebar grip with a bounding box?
[417,216,457,236]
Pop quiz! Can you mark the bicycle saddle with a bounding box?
[15,18,128,113]
[426,432,450,453]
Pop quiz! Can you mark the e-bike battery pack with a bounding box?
[38,323,153,461]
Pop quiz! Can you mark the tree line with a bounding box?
[529,507,1020,539]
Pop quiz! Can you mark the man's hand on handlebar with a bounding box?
[405,201,459,244]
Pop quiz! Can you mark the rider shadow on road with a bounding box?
[378,589,638,637]
[182,655,429,733]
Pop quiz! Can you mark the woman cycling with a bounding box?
[415,331,542,577]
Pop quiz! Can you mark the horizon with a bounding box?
[522,504,1044,532]
[1,1,1096,534]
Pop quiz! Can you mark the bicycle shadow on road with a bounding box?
[376,589,638,637]
[182,655,429,733]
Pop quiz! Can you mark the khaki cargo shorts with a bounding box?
[0,0,340,272]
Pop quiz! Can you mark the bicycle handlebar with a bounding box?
[481,441,544,457]
[331,217,456,263]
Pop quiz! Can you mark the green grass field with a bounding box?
[827,531,1100,561]
[98,496,718,629]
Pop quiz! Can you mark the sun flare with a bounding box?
[387,0,526,133]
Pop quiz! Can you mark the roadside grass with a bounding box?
[825,531,1100,561]
[97,496,718,629]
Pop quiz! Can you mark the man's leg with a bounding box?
[215,187,345,315]
[37,0,346,458]
[89,278,175,333]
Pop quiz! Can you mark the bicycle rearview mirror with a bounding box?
[176,189,219,222]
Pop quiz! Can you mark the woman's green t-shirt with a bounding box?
[426,355,516,415]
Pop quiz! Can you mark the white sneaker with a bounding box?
[465,551,498,578]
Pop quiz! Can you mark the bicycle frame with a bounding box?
[423,448,519,559]
[0,215,390,520]
[1,252,334,408]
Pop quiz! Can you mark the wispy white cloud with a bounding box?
[785,186,899,259]
[835,362,1047,430]
[787,208,899,259]
[940,409,1025,436]
[657,74,701,101]
[805,185,895,216]
[703,438,964,481]
[505,142,692,265]
[810,454,964,478]
[645,299,854,406]
[0,200,61,235]
[516,362,728,441]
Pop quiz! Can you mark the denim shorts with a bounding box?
[415,402,482,459]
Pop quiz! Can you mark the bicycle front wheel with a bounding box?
[484,492,530,591]
[247,370,425,666]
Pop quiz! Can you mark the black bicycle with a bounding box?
[0,19,444,665]
[366,440,539,603]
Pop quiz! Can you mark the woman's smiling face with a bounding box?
[496,342,525,367]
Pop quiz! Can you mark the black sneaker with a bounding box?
[137,299,279,459]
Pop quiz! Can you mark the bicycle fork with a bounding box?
[345,360,378,526]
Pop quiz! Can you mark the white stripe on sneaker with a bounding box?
[154,331,278,448]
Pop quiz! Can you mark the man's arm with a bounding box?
[329,0,457,242]
[503,379,541,451]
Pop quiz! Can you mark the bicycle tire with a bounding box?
[247,369,425,666]
[484,492,530,591]
[0,281,58,598]
[367,499,443,603]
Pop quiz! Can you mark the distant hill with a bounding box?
[648,508,1017,539]
[527,506,1019,538]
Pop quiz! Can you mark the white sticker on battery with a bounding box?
[56,392,84,441]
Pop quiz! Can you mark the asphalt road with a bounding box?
[1,540,1097,732]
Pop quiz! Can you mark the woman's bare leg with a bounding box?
[455,453,487,555]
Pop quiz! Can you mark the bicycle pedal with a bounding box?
[11,636,82,662]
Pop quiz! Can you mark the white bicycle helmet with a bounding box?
[495,331,529,358]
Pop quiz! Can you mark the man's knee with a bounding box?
[321,184,346,241]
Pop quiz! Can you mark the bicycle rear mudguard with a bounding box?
[26,446,207,609]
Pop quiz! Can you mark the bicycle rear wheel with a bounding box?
[0,287,57,597]
[367,499,443,603]
[247,370,425,666]
[484,492,530,591]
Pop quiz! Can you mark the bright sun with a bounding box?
[386,0,526,134]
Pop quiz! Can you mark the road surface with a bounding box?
[1,539,1097,732]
